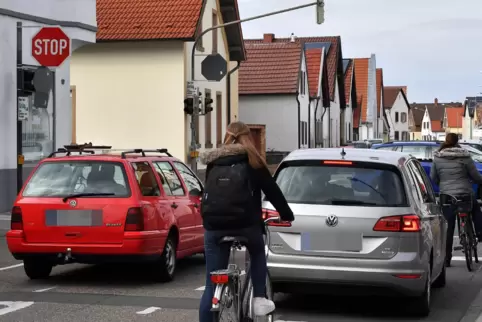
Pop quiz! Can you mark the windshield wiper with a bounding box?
[62,193,115,202]
[349,177,387,202]
[329,199,377,206]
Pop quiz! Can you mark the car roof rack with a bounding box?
[47,143,113,157]
[121,149,172,159]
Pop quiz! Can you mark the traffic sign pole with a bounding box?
[16,21,23,193]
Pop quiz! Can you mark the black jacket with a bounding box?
[200,144,294,231]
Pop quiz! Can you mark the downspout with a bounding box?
[320,106,328,147]
[226,61,241,124]
[328,104,331,147]
[312,97,320,147]
[296,92,301,149]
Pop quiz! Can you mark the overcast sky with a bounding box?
[237,0,482,103]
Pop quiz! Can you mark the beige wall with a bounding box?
[71,41,186,160]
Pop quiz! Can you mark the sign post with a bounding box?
[31,27,71,67]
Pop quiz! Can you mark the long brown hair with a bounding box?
[223,122,267,169]
[439,132,458,151]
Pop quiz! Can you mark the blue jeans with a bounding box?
[199,225,267,322]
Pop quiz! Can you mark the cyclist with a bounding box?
[198,121,294,322]
[430,133,482,267]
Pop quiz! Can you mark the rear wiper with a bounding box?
[329,199,377,206]
[62,193,114,202]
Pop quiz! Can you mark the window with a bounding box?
[216,92,222,146]
[300,121,308,145]
[374,146,396,151]
[173,162,203,195]
[23,161,130,197]
[400,145,430,159]
[406,160,434,203]
[299,71,306,95]
[132,162,160,196]
[401,112,407,123]
[152,163,174,196]
[205,89,212,148]
[153,162,185,196]
[274,161,407,206]
[212,10,218,54]
[394,131,399,140]
[395,112,399,122]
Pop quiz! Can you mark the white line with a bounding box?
[0,263,23,271]
[33,286,56,293]
[0,215,11,221]
[0,301,34,315]
[136,307,161,315]
[195,286,205,291]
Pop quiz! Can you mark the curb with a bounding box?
[460,265,482,322]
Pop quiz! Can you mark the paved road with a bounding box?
[0,217,481,321]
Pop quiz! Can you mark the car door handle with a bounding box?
[191,203,199,208]
[171,202,178,209]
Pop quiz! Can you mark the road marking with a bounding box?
[0,263,23,271]
[136,307,161,315]
[33,286,56,293]
[0,301,34,315]
[0,215,11,221]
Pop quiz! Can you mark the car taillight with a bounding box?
[373,215,420,232]
[11,206,23,230]
[125,207,144,231]
[262,209,292,227]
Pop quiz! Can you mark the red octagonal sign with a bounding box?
[32,27,71,67]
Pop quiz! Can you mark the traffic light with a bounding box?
[203,95,213,114]
[184,98,194,115]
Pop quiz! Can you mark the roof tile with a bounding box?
[344,59,353,104]
[384,86,402,109]
[353,58,369,123]
[305,48,322,96]
[446,107,464,128]
[431,120,443,132]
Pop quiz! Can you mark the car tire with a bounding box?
[432,263,446,288]
[23,259,53,280]
[410,265,431,317]
[153,235,177,282]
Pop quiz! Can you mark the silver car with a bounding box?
[263,148,447,317]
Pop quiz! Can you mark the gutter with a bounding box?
[296,92,301,149]
[226,61,241,124]
[310,96,320,148]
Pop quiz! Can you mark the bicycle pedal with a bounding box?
[454,246,463,251]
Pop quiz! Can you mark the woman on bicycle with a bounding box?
[199,121,294,322]
[430,133,482,266]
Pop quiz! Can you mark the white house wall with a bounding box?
[299,52,310,149]
[390,91,410,140]
[239,95,297,152]
[184,0,230,170]
[331,80,341,147]
[0,0,96,212]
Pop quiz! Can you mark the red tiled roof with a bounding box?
[431,120,443,132]
[246,36,341,101]
[376,68,383,117]
[446,107,464,128]
[353,58,369,123]
[96,0,203,41]
[305,48,322,96]
[384,86,402,109]
[353,102,360,128]
[344,60,353,104]
[239,42,301,94]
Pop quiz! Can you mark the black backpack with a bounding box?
[201,161,255,223]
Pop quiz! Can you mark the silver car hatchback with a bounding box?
[263,148,447,317]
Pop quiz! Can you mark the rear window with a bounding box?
[23,161,130,197]
[274,161,408,207]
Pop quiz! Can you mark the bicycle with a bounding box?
[441,193,479,271]
[210,216,289,322]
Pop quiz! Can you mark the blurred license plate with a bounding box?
[45,210,103,227]
[301,232,362,252]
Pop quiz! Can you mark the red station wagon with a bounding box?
[7,145,205,281]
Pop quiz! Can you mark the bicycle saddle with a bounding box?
[218,236,249,246]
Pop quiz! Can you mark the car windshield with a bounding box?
[23,161,130,197]
[274,161,407,207]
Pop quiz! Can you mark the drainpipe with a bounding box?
[296,92,301,149]
[226,61,241,124]
[320,106,328,147]
[328,105,332,147]
[314,96,321,148]
[311,97,320,147]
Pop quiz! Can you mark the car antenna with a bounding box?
[341,147,346,159]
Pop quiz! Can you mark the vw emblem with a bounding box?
[326,215,338,227]
[69,200,77,208]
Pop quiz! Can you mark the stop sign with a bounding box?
[31,27,71,67]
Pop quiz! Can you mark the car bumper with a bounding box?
[267,250,427,296]
[6,230,168,264]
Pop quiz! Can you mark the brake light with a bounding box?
[459,213,468,217]
[373,215,420,232]
[125,207,144,231]
[394,274,422,279]
[211,274,229,284]
[262,209,292,227]
[323,160,353,165]
[10,206,23,230]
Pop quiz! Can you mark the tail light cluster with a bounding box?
[125,207,145,231]
[373,214,421,232]
[262,209,292,227]
[10,206,23,230]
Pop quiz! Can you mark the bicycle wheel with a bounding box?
[213,282,240,322]
[463,221,474,271]
[245,273,275,322]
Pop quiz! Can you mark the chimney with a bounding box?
[290,33,296,43]
[434,98,438,105]
[263,33,274,43]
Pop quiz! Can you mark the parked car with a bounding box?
[460,139,482,152]
[7,145,205,281]
[262,148,447,316]
[372,141,482,199]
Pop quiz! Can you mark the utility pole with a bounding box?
[187,1,325,174]
[16,22,23,194]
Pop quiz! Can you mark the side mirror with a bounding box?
[190,188,202,197]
